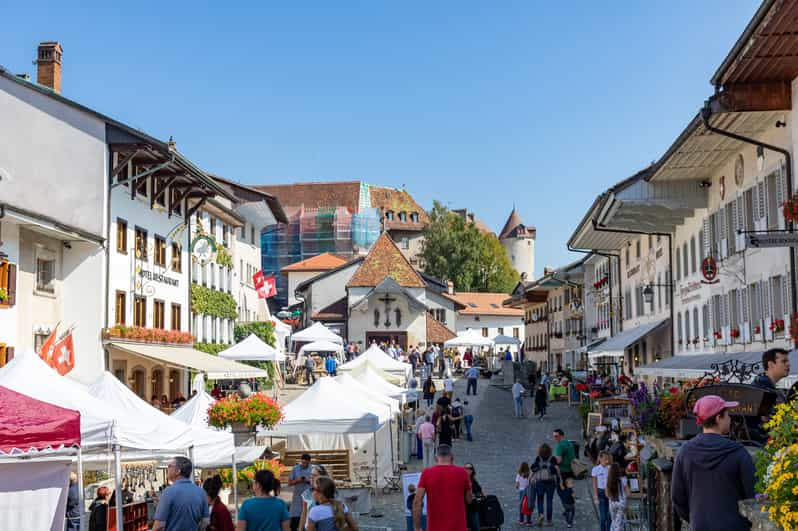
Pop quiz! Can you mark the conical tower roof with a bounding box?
[498,208,525,240]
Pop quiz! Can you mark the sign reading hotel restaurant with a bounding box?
[139,270,179,287]
[746,232,798,248]
[686,383,777,418]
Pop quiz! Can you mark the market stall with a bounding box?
[351,365,409,400]
[338,344,412,382]
[218,333,286,362]
[290,322,343,347]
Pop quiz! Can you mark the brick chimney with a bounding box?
[446,280,454,295]
[36,42,63,93]
[544,266,554,276]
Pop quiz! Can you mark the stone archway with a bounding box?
[131,366,146,399]
[168,369,180,401]
[151,367,164,401]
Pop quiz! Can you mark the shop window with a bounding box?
[135,227,148,259]
[154,299,165,329]
[171,243,182,272]
[36,249,56,293]
[154,236,167,267]
[115,291,126,326]
[117,219,128,254]
[482,328,488,337]
[134,296,146,327]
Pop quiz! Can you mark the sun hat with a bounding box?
[693,395,738,425]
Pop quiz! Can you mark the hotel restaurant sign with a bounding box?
[686,383,778,418]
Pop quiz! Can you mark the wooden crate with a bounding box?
[280,449,351,483]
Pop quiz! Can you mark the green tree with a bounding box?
[233,321,277,380]
[420,201,518,293]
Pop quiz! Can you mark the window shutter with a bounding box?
[736,196,746,251]
[702,217,710,259]
[776,165,786,230]
[7,264,16,306]
[6,347,13,363]
[758,181,767,221]
[783,273,792,319]
[762,279,771,321]
[718,207,727,258]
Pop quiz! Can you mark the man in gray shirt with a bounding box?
[288,453,313,531]
[152,456,209,531]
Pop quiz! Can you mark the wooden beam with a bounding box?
[168,181,192,218]
[110,150,139,180]
[152,175,178,205]
[715,81,791,112]
[185,196,209,221]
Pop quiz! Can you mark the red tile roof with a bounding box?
[369,186,429,231]
[426,314,457,344]
[253,181,362,212]
[498,208,536,240]
[311,297,348,321]
[444,292,524,316]
[281,253,349,273]
[347,233,426,288]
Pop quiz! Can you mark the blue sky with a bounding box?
[2,1,760,277]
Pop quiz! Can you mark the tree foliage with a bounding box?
[420,201,518,293]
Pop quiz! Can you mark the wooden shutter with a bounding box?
[762,279,771,323]
[702,217,710,260]
[783,273,793,320]
[7,264,16,307]
[776,165,786,230]
[757,181,767,231]
[718,207,727,258]
[5,347,13,363]
[736,196,746,251]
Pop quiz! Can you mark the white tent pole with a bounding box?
[388,417,395,473]
[371,429,379,515]
[77,446,85,531]
[113,444,124,530]
[232,452,239,517]
[188,446,195,480]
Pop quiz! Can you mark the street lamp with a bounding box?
[643,285,655,305]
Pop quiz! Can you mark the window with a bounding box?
[648,235,652,250]
[482,327,488,337]
[772,276,784,322]
[690,237,697,275]
[251,226,256,244]
[117,219,128,254]
[636,240,641,259]
[0,260,15,306]
[222,224,229,246]
[682,243,688,278]
[657,273,662,312]
[386,211,394,221]
[498,327,504,336]
[401,238,410,250]
[171,243,182,272]
[513,327,519,338]
[677,312,683,349]
[153,299,165,329]
[134,296,146,327]
[625,247,630,267]
[240,225,246,239]
[154,236,166,267]
[171,303,181,330]
[744,188,755,232]
[153,178,166,207]
[210,218,216,238]
[411,212,419,223]
[684,310,690,346]
[703,304,710,339]
[135,227,148,259]
[693,307,699,343]
[116,158,129,186]
[115,291,126,326]
[675,248,681,281]
[36,251,55,293]
[398,212,407,222]
[211,317,217,343]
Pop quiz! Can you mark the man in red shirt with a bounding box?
[413,444,473,531]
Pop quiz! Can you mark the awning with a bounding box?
[107,342,269,380]
[637,350,798,388]
[588,318,669,360]
[578,338,606,354]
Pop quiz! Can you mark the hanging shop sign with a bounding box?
[746,232,798,248]
[700,257,718,284]
[139,269,179,287]
[191,233,217,265]
[686,383,777,419]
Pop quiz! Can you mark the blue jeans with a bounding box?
[467,378,477,395]
[407,515,426,531]
[535,480,556,522]
[466,510,480,531]
[416,435,423,459]
[464,415,474,441]
[514,396,523,417]
[597,488,611,531]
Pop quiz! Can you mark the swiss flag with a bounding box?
[252,270,265,290]
[39,325,59,366]
[257,274,277,299]
[52,332,75,376]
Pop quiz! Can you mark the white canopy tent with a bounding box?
[335,373,401,417]
[218,334,287,362]
[339,344,411,382]
[259,377,392,486]
[291,322,343,345]
[298,340,345,356]
[493,334,522,345]
[350,366,409,401]
[444,329,494,348]
[270,318,293,353]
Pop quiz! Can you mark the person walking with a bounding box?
[306,476,358,531]
[88,486,110,531]
[462,400,474,442]
[406,483,425,531]
[298,465,330,531]
[552,429,575,480]
[412,444,473,531]
[463,463,483,531]
[418,416,437,468]
[288,454,314,531]
[465,366,479,396]
[437,409,454,447]
[531,443,561,527]
[415,410,427,460]
[324,355,338,377]
[203,475,234,531]
[65,472,80,531]
[512,380,525,418]
[443,375,454,399]
[534,384,548,420]
[422,376,436,407]
[606,463,629,531]
[592,451,611,531]
[237,470,290,531]
[152,456,209,531]
[515,462,532,526]
[451,399,464,439]
[305,356,316,386]
[671,395,755,531]
[559,477,576,528]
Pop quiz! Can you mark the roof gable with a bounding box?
[346,233,425,288]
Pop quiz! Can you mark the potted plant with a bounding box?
[755,325,762,335]
[755,398,798,529]
[781,195,798,224]
[0,287,7,303]
[770,319,785,334]
[208,393,283,446]
[730,328,740,339]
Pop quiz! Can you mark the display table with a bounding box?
[337,487,371,515]
[549,385,567,401]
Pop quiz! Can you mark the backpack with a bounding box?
[479,494,504,528]
[530,458,556,483]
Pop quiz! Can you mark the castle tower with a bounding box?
[498,208,536,281]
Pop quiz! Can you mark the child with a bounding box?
[606,463,629,531]
[406,483,426,531]
[515,462,532,525]
[592,451,612,531]
[560,477,576,528]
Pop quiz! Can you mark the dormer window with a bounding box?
[386,211,394,221]
[398,212,407,222]
[410,212,419,223]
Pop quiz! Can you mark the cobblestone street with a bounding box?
[357,376,597,531]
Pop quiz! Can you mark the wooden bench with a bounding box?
[280,449,351,483]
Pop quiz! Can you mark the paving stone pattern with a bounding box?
[357,376,598,531]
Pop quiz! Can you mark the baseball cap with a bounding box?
[693,395,738,424]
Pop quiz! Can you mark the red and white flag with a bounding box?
[252,270,266,290]
[38,324,59,366]
[52,332,75,376]
[257,274,277,299]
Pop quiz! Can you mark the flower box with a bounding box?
[781,195,798,224]
[103,326,194,345]
[730,328,740,338]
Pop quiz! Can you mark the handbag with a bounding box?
[571,459,588,479]
[521,495,533,516]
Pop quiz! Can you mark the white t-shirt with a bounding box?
[516,474,529,491]
[592,464,609,489]
[512,382,524,398]
[443,378,454,392]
